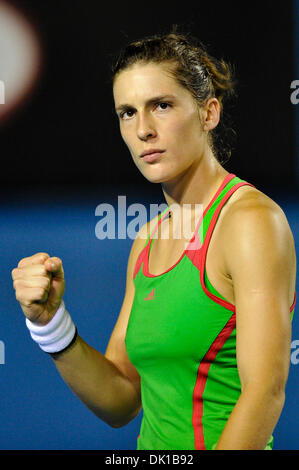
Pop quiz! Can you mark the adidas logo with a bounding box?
[144,289,155,301]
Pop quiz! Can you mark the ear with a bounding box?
[201,98,221,131]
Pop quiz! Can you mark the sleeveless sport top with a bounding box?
[125,173,297,450]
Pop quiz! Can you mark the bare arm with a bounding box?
[215,196,296,450]
[52,233,144,428]
[12,223,151,428]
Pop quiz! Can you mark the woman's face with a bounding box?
[113,61,215,184]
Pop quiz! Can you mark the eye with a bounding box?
[119,109,135,120]
[156,102,171,111]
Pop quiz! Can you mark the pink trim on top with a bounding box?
[199,183,296,315]
[192,312,237,450]
[199,182,255,312]
[133,208,171,280]
[290,291,297,313]
[142,173,237,278]
[133,247,148,280]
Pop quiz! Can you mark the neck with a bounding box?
[161,149,230,213]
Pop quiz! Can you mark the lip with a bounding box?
[140,149,165,163]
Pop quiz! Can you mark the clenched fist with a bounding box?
[12,252,65,325]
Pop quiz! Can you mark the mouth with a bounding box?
[140,149,165,163]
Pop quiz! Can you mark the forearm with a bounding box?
[215,385,285,450]
[51,335,141,428]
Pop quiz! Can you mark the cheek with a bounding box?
[167,114,203,150]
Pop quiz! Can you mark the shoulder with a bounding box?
[221,185,296,276]
[224,185,292,235]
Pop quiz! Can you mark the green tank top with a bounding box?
[125,173,296,450]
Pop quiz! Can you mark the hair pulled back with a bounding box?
[111,26,237,164]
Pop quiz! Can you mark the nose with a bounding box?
[136,112,157,141]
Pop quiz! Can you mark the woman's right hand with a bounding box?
[11,252,65,325]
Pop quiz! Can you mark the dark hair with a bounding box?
[111,27,237,165]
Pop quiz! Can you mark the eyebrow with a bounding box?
[115,94,176,113]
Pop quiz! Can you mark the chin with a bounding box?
[139,168,179,185]
[140,173,165,184]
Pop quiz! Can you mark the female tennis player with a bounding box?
[11,30,297,450]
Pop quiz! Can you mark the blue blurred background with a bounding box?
[0,0,298,450]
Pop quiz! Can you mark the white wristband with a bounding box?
[25,301,77,353]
